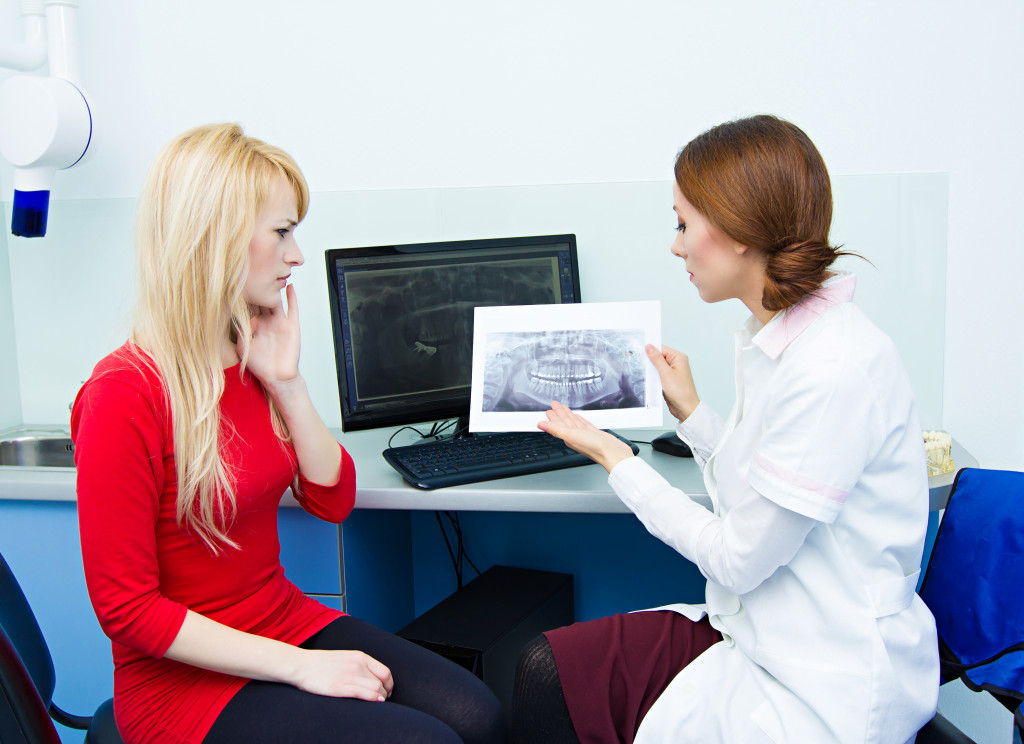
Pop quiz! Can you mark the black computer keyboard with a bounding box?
[383,430,639,490]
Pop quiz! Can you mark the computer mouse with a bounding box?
[651,431,694,458]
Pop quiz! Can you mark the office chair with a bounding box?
[915,468,1024,744]
[0,550,123,744]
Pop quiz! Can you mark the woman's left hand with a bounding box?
[239,283,302,389]
[236,283,342,486]
[538,401,634,473]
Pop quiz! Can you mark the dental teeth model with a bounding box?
[923,430,954,476]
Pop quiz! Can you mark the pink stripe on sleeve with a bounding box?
[752,450,850,504]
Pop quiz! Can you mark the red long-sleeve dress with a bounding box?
[71,342,356,744]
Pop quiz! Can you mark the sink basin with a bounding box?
[0,435,75,467]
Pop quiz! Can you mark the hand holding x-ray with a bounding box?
[538,401,637,472]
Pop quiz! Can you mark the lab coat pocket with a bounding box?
[750,695,839,744]
[752,645,872,744]
[749,699,786,743]
[865,571,918,618]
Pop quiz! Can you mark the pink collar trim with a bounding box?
[753,273,857,359]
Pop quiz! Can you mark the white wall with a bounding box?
[2,0,1019,467]
[1,1,1020,740]
[0,225,20,430]
[0,173,951,432]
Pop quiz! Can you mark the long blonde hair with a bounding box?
[131,123,309,552]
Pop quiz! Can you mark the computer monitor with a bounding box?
[325,234,581,433]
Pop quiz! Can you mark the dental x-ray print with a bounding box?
[469,301,663,432]
[481,329,646,411]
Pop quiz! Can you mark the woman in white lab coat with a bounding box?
[509,114,939,744]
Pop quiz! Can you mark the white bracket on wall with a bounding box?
[0,0,92,238]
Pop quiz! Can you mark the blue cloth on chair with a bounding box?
[919,467,1024,731]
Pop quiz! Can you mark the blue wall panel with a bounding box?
[2,496,946,744]
[340,509,414,633]
[278,507,342,595]
[408,510,707,623]
[0,500,110,744]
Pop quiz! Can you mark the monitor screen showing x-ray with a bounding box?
[325,235,581,432]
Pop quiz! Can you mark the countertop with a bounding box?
[0,427,976,513]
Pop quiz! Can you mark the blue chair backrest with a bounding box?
[919,468,1024,710]
[0,551,57,707]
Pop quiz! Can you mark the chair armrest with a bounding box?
[49,702,91,730]
[915,712,978,744]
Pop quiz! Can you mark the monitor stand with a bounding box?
[421,415,473,442]
[452,414,472,439]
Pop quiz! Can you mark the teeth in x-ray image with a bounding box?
[529,362,601,383]
[527,363,602,403]
[482,329,646,412]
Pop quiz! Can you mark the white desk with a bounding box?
[0,428,976,513]
[334,427,975,514]
[336,428,703,513]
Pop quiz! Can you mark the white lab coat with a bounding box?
[611,274,939,744]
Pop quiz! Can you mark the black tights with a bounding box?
[204,616,506,744]
[509,634,579,744]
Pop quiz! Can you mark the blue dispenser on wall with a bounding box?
[0,0,92,238]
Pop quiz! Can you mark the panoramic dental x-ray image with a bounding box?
[481,329,647,412]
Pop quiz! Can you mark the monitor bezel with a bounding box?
[324,234,581,433]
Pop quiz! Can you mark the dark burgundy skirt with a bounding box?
[544,610,722,743]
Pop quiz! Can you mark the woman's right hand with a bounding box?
[293,649,394,702]
[645,344,701,423]
[166,611,393,702]
[539,401,635,473]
